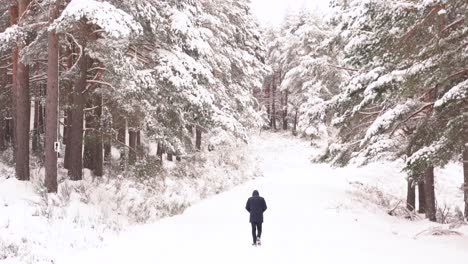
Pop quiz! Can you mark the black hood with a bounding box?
[252,190,259,197]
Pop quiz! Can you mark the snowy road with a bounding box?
[60,133,468,264]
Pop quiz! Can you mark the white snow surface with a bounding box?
[0,25,21,53]
[52,0,142,39]
[1,133,468,263]
[434,79,468,108]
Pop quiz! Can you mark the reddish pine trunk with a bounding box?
[45,3,60,192]
[63,44,73,170]
[406,178,415,211]
[424,166,436,222]
[68,54,88,181]
[10,2,18,155]
[463,145,468,220]
[15,0,31,181]
[418,178,426,214]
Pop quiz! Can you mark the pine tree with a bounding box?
[45,0,61,193]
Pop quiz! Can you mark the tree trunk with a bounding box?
[64,110,72,170]
[10,0,18,158]
[406,178,415,211]
[463,144,468,220]
[84,103,95,171]
[424,166,436,222]
[94,96,103,176]
[32,99,41,153]
[38,94,44,134]
[282,90,288,130]
[83,96,103,176]
[137,130,141,146]
[292,110,298,136]
[94,107,103,177]
[104,139,111,161]
[45,2,60,192]
[418,178,426,214]
[118,124,126,169]
[63,43,74,170]
[0,118,5,151]
[265,84,270,128]
[157,143,164,164]
[136,130,143,157]
[167,152,173,161]
[15,0,31,181]
[271,74,277,130]
[128,130,137,165]
[5,118,13,147]
[68,53,88,181]
[195,126,202,151]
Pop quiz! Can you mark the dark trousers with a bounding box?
[251,222,262,243]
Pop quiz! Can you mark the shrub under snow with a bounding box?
[0,137,257,263]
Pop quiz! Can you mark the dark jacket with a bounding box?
[245,190,267,223]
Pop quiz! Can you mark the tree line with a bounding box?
[0,0,266,192]
[257,0,467,222]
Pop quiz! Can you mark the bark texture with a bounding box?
[424,166,436,222]
[45,3,60,192]
[15,0,31,181]
[406,178,415,211]
[68,54,88,181]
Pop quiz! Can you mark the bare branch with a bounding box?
[390,103,433,136]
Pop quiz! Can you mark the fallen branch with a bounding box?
[388,200,402,216]
[414,227,462,238]
[390,103,433,135]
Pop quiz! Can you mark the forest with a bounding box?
[0,0,467,262]
[0,0,266,189]
[257,0,467,223]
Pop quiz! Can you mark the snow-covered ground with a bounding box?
[0,140,257,263]
[1,132,468,263]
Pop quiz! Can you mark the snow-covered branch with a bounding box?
[52,0,142,39]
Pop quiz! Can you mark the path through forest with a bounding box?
[59,133,468,264]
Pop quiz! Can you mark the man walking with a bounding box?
[245,190,267,246]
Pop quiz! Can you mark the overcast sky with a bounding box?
[249,0,331,27]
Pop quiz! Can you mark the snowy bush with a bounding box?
[0,148,14,168]
[129,155,163,179]
[414,227,463,237]
[348,181,420,220]
[436,204,466,225]
[0,240,19,260]
[348,181,393,209]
